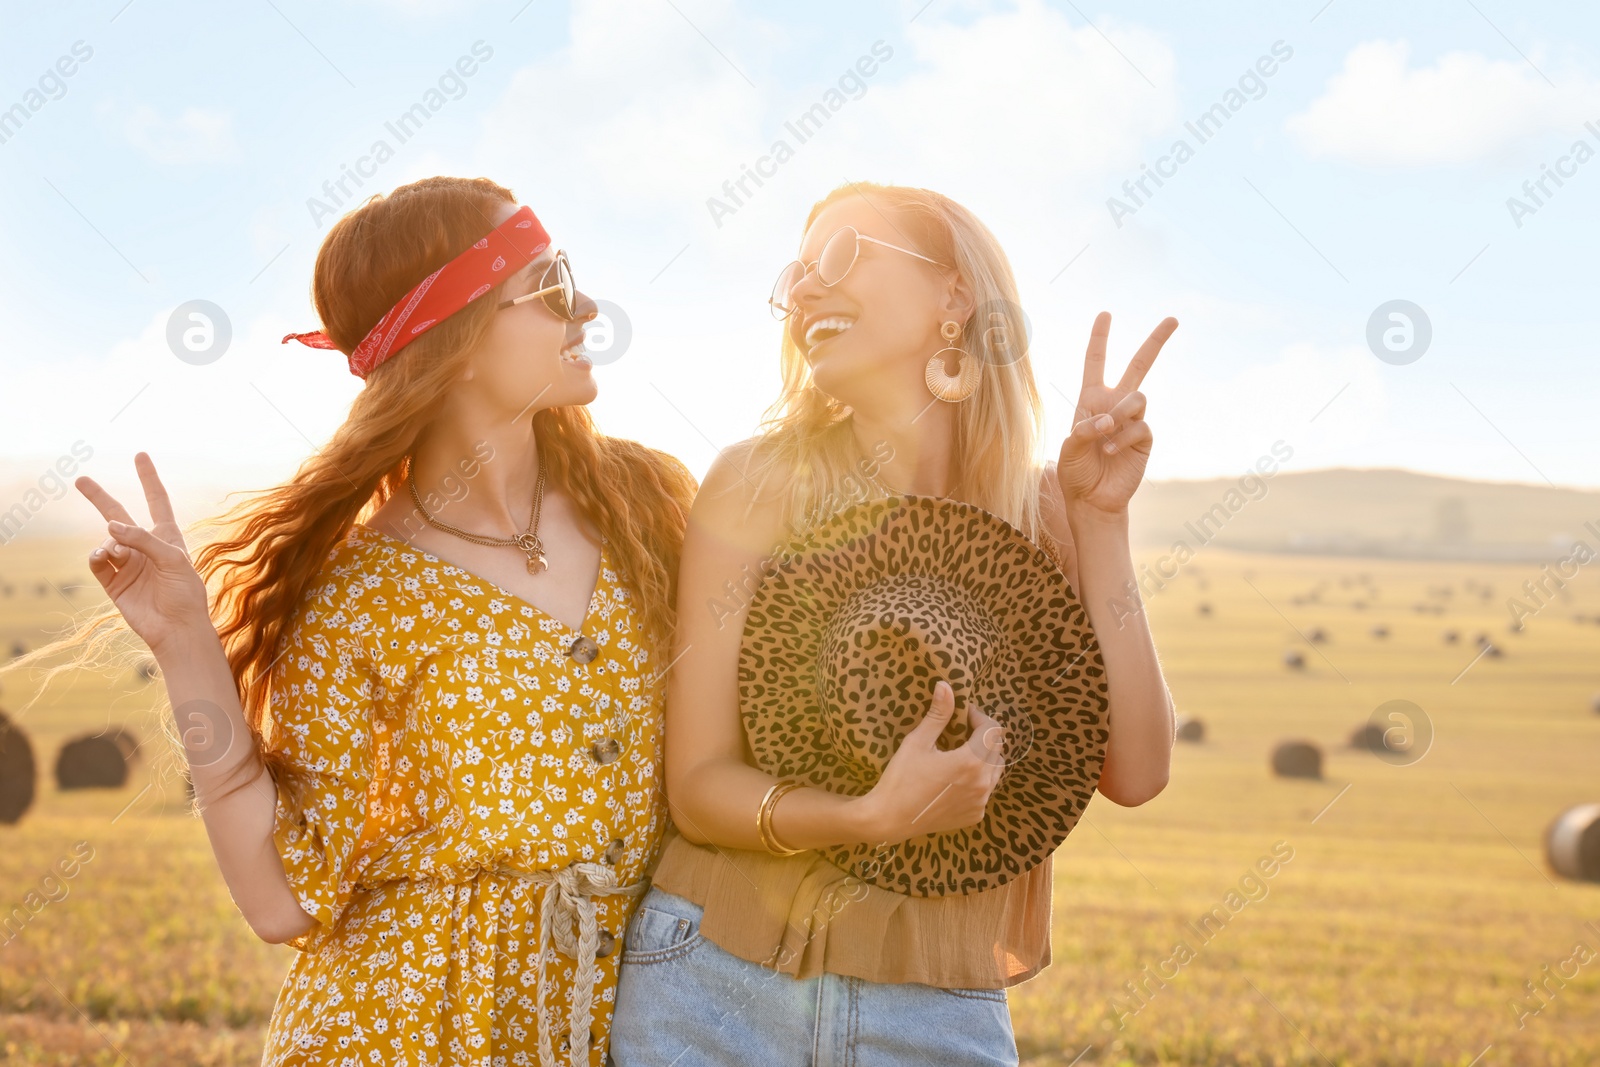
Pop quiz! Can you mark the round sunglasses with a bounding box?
[497,250,577,319]
[768,225,946,320]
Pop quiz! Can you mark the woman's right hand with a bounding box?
[853,680,1007,845]
[76,452,214,662]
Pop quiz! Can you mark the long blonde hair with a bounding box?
[746,182,1046,542]
[9,176,697,782]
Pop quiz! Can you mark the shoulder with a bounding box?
[683,435,795,556]
[600,436,698,485]
[596,437,701,517]
[288,527,416,636]
[696,437,787,517]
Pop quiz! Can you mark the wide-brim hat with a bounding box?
[738,493,1110,897]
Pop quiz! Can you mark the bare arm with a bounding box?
[1042,468,1174,806]
[79,454,314,944]
[1049,310,1183,807]
[664,443,1005,853]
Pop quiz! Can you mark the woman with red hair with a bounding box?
[47,176,696,1066]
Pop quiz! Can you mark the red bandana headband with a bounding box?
[282,204,551,378]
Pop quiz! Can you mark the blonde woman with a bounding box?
[610,183,1178,1065]
[37,176,696,1066]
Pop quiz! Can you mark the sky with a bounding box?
[1,0,1597,521]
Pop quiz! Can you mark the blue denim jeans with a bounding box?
[608,885,1019,1067]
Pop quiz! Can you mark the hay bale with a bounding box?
[0,709,36,825]
[1484,644,1504,659]
[1197,602,1213,617]
[1271,740,1322,779]
[134,659,158,683]
[1473,631,1491,646]
[1307,627,1328,644]
[1175,717,1205,743]
[1282,648,1306,670]
[1348,723,1388,751]
[1443,630,1459,644]
[55,735,129,790]
[1546,804,1600,883]
[1370,624,1389,639]
[8,640,24,661]
[94,726,142,764]
[1591,692,1600,715]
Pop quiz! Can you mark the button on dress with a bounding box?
[260,524,666,1067]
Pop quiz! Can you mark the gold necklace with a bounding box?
[406,457,550,575]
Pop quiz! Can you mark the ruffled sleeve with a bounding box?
[264,568,384,950]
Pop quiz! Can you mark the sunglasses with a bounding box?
[768,225,946,320]
[496,250,577,319]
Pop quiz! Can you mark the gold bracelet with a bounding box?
[757,778,805,856]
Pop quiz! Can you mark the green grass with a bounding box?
[1,540,1597,1065]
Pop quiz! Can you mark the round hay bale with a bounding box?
[55,735,129,790]
[1271,740,1322,779]
[1348,722,1387,751]
[8,640,24,661]
[1307,627,1328,644]
[1282,648,1306,670]
[1443,629,1459,644]
[1546,804,1600,883]
[1197,602,1213,617]
[94,726,142,764]
[1175,717,1205,743]
[0,709,36,825]
[1484,644,1504,659]
[134,659,158,683]
[1370,624,1389,639]
[1473,631,1491,646]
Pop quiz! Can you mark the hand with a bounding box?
[854,680,1006,845]
[1057,312,1178,517]
[76,452,214,662]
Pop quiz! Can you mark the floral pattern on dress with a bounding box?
[260,524,667,1067]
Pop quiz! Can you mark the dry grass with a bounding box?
[1,539,1597,1065]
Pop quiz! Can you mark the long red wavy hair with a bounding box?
[13,176,696,783]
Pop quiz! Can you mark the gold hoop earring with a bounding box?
[925,319,980,403]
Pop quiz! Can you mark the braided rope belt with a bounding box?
[493,860,647,1067]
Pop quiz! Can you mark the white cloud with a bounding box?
[1285,39,1600,166]
[100,102,239,165]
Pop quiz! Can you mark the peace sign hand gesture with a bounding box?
[75,452,213,662]
[1057,312,1179,517]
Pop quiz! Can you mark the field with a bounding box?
[1,536,1597,1065]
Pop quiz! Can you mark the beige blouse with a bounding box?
[646,821,1053,990]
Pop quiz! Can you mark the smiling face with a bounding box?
[459,199,599,416]
[785,196,971,406]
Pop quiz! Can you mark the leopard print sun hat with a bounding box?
[738,493,1111,897]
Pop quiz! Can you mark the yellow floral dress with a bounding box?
[259,524,667,1067]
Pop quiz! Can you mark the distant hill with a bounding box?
[1129,467,1600,562]
[3,461,1598,563]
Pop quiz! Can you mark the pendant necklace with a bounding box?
[406,456,549,575]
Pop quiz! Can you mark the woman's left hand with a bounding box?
[1056,312,1178,517]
